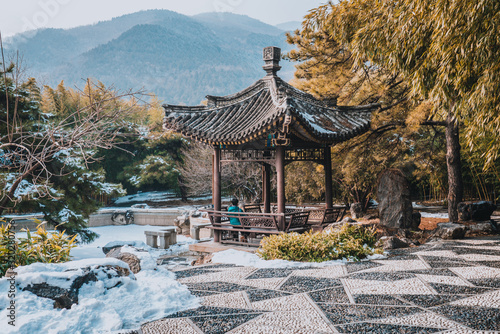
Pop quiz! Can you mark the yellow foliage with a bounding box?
[256,223,380,262]
[0,219,77,277]
[406,101,435,132]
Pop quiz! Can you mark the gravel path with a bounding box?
[141,237,500,333]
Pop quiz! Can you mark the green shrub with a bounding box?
[0,219,77,277]
[256,223,382,262]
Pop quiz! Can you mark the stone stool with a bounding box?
[145,227,178,249]
[190,223,213,240]
[162,226,177,245]
[157,231,171,249]
[161,226,177,245]
[144,231,158,248]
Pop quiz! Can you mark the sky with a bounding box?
[0,0,328,37]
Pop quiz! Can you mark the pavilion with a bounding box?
[163,47,379,233]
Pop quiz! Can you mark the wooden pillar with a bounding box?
[324,146,333,209]
[262,164,271,213]
[276,146,286,229]
[213,146,221,242]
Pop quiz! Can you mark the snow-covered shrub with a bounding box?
[0,219,77,277]
[256,224,381,262]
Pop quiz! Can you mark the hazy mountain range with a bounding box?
[5,10,301,104]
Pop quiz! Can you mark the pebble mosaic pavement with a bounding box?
[141,238,500,334]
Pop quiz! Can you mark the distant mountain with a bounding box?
[275,21,302,32]
[5,10,296,104]
[193,12,284,36]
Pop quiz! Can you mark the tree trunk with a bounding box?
[445,111,463,222]
[177,175,188,202]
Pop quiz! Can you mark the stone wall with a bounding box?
[88,209,184,227]
[1,214,49,230]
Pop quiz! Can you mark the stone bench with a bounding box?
[190,223,213,240]
[144,227,177,249]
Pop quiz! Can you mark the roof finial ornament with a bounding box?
[263,46,281,76]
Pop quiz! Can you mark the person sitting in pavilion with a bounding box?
[228,198,247,242]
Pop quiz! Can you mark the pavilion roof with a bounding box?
[163,47,379,147]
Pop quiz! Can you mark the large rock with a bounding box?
[191,254,214,266]
[411,212,422,230]
[106,247,142,274]
[111,210,134,225]
[377,169,414,229]
[380,236,410,249]
[433,223,467,239]
[342,217,357,223]
[458,201,497,221]
[465,221,497,237]
[102,241,147,255]
[174,215,190,235]
[23,265,131,309]
[350,203,364,219]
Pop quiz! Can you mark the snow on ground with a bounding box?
[3,225,201,333]
[211,249,385,268]
[112,191,217,205]
[70,224,197,260]
[412,201,447,209]
[0,259,199,334]
[420,212,449,219]
[113,191,178,204]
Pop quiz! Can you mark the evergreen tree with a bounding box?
[1,57,138,241]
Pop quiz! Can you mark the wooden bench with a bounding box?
[307,206,347,231]
[243,204,262,213]
[203,210,311,246]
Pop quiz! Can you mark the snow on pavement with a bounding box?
[211,249,385,268]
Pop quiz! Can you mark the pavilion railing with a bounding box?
[202,209,312,246]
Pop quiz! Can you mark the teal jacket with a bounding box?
[228,206,242,225]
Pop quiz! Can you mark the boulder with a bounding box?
[465,221,497,237]
[433,223,467,239]
[377,169,414,229]
[411,212,422,230]
[111,210,134,225]
[190,210,201,218]
[5,268,17,277]
[350,203,364,219]
[323,222,344,233]
[102,241,146,255]
[362,214,379,220]
[380,236,410,250]
[174,215,190,235]
[106,247,141,274]
[191,254,214,266]
[458,201,497,222]
[342,217,357,223]
[23,265,130,309]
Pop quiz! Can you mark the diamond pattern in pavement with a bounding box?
[143,237,500,333]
